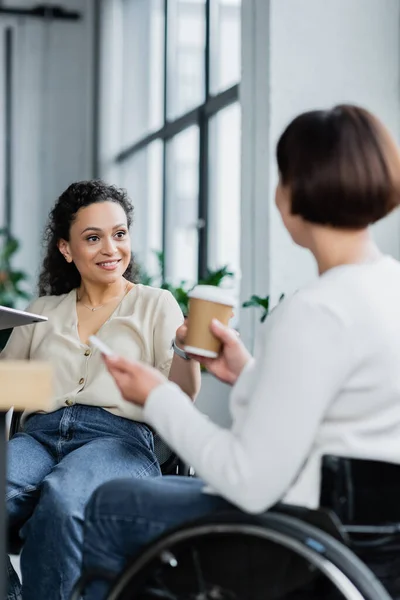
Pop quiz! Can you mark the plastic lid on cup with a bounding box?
[188,285,236,307]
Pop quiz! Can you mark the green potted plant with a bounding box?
[0,229,31,349]
[136,251,234,315]
[242,293,285,323]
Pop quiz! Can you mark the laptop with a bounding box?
[0,305,47,330]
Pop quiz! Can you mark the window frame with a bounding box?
[114,0,240,280]
[1,25,14,230]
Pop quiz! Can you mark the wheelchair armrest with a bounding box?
[272,503,349,545]
[321,454,400,526]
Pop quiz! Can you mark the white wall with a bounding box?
[1,0,95,288]
[269,0,400,299]
[241,0,400,343]
[196,373,232,428]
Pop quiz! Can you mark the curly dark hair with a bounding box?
[38,180,136,296]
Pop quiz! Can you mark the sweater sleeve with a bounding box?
[144,296,353,513]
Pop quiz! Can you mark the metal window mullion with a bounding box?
[197,0,211,280]
[91,0,101,178]
[4,27,13,232]
[0,6,81,20]
[115,86,239,164]
[197,107,209,280]
[161,140,167,282]
[116,107,200,162]
[204,83,239,117]
[205,0,211,100]
[161,0,169,281]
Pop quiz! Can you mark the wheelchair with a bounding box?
[71,455,400,600]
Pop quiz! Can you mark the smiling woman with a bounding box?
[1,180,201,600]
[39,180,136,296]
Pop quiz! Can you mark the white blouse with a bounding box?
[2,285,183,422]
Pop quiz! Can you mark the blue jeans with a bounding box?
[7,405,160,600]
[82,476,233,599]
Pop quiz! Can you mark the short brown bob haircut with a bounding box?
[276,104,400,228]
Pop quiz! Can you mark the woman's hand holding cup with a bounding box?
[187,318,252,385]
[183,286,252,385]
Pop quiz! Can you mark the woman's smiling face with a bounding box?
[57,201,132,285]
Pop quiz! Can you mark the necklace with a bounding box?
[77,282,129,312]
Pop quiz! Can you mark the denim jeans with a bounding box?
[7,405,160,600]
[82,476,232,599]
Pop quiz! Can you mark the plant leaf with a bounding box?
[15,289,31,300]
[9,271,27,284]
[198,265,234,287]
[2,238,19,261]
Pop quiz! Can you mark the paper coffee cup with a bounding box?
[184,285,235,358]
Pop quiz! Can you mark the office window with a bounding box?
[165,125,200,285]
[119,141,164,277]
[167,0,206,119]
[208,102,241,283]
[120,0,165,146]
[210,0,241,93]
[110,0,241,287]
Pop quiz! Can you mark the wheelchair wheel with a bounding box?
[105,512,392,600]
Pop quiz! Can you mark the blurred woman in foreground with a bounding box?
[82,105,400,598]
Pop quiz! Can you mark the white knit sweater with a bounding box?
[145,256,400,513]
